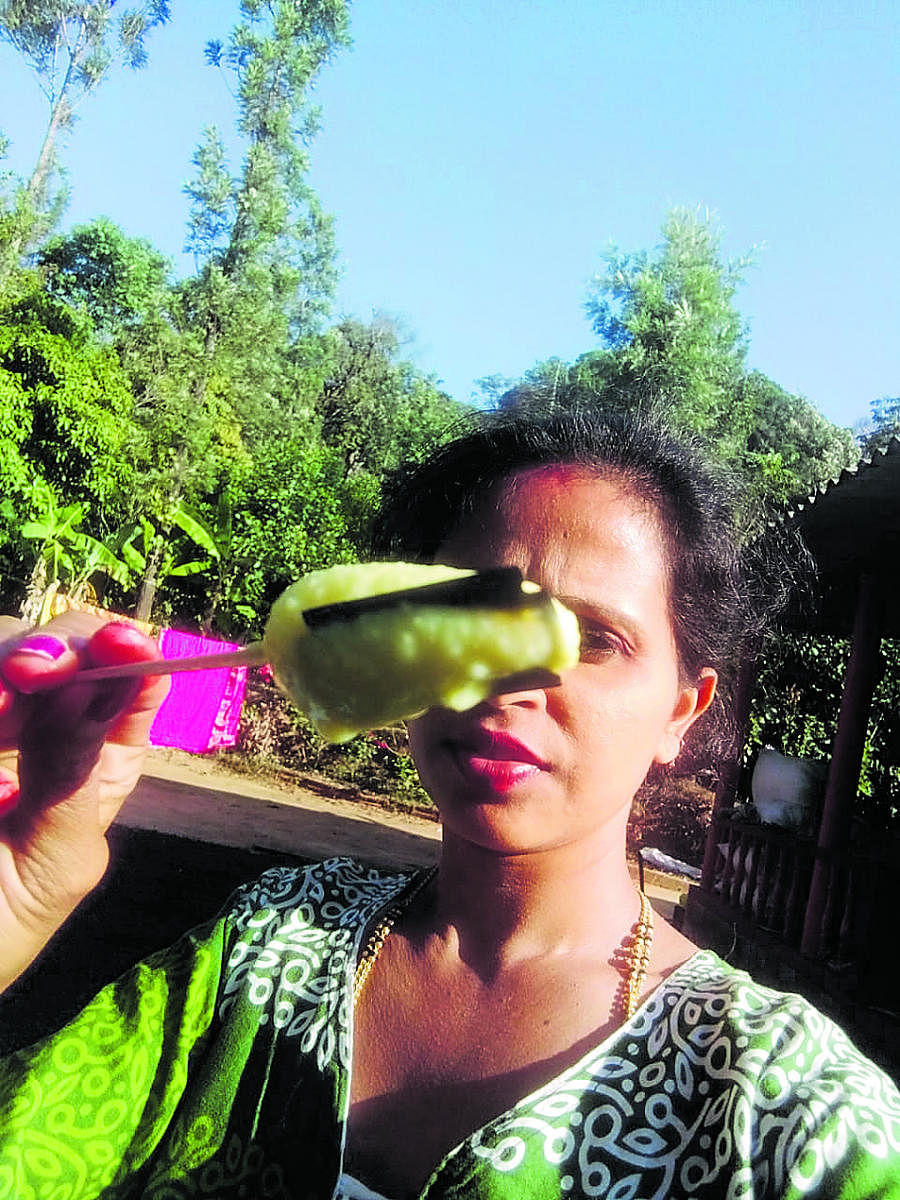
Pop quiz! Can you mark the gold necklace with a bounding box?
[353,872,654,1022]
[353,866,437,1005]
[622,891,654,1019]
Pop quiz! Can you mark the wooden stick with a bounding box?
[66,642,267,684]
[57,568,539,686]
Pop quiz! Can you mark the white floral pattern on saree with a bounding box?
[1,857,898,1199]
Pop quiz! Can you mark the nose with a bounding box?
[491,668,561,693]
[479,668,560,711]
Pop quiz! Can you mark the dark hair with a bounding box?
[372,404,794,754]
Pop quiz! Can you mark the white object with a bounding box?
[751,746,827,828]
[639,846,701,880]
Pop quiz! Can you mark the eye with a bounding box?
[577,621,624,661]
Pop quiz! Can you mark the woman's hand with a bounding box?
[0,614,168,991]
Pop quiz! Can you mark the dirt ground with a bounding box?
[121,747,443,869]
[0,747,690,1051]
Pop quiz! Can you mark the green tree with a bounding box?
[38,217,172,337]
[116,1,351,622]
[0,0,170,279]
[316,317,464,475]
[739,371,857,501]
[491,353,613,413]
[584,207,754,451]
[0,290,137,512]
[182,0,351,392]
[175,434,361,638]
[499,208,857,504]
[0,285,140,613]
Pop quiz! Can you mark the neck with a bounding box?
[429,825,640,975]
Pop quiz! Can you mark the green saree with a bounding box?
[1,857,898,1198]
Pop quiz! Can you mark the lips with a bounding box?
[450,728,550,792]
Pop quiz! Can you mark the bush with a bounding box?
[229,668,434,813]
[628,774,715,865]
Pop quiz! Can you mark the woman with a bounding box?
[0,407,897,1199]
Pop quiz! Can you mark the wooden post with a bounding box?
[700,656,757,890]
[801,572,884,958]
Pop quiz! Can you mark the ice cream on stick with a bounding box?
[68,562,581,742]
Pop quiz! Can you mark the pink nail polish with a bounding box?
[0,779,19,817]
[16,635,68,661]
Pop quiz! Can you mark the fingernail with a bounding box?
[0,779,19,817]
[15,635,68,661]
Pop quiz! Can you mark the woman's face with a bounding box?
[407,465,716,857]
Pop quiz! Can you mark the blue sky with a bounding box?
[2,0,898,429]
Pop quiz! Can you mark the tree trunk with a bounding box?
[0,71,73,284]
[134,540,164,623]
[20,558,48,625]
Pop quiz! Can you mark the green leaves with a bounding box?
[39,218,172,337]
[316,317,464,476]
[0,290,137,508]
[184,0,350,341]
[503,207,857,508]
[19,479,132,595]
[585,207,752,445]
[171,505,220,562]
[0,1,171,281]
[120,503,218,586]
[746,632,900,831]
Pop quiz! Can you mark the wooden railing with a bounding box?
[702,815,899,1010]
[707,816,815,946]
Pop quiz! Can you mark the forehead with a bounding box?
[441,464,673,612]
[452,465,667,559]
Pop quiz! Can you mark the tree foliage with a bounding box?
[584,207,753,450]
[739,371,857,502]
[39,218,171,337]
[316,317,463,475]
[184,0,350,349]
[501,209,857,506]
[177,435,361,639]
[0,0,170,276]
[0,290,136,512]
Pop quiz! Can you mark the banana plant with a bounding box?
[122,501,220,621]
[19,479,133,620]
[199,492,261,634]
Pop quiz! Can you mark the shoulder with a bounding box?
[645,950,899,1093]
[214,857,419,1032]
[220,855,418,939]
[465,952,900,1197]
[637,951,900,1189]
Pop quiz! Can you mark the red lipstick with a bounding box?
[452,729,548,792]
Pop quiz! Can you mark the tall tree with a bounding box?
[183,0,350,380]
[584,207,755,452]
[0,1,170,280]
[130,1,351,619]
[500,208,858,503]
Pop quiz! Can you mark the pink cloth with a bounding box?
[149,629,248,754]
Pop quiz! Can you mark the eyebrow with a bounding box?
[555,594,646,649]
